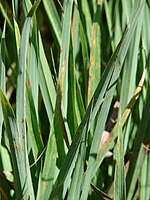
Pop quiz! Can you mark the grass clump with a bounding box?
[0,0,150,199]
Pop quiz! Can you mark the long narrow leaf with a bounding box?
[0,89,28,199]
[0,21,6,145]
[16,1,41,198]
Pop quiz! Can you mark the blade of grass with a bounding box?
[28,16,39,115]
[58,0,74,118]
[42,0,61,45]
[0,20,13,197]
[16,1,41,198]
[0,2,13,32]
[127,145,148,200]
[71,6,86,125]
[21,0,32,16]
[139,154,147,200]
[75,79,86,124]
[53,92,68,168]
[26,75,44,159]
[114,108,126,200]
[80,0,92,46]
[0,21,6,145]
[113,1,122,48]
[126,87,150,200]
[88,2,101,104]
[145,153,150,200]
[36,116,57,200]
[79,18,89,105]
[12,0,19,19]
[71,3,80,63]
[67,121,88,200]
[67,38,78,138]
[12,17,20,57]
[143,3,150,53]
[0,89,28,199]
[38,32,56,124]
[103,0,115,51]
[121,0,132,24]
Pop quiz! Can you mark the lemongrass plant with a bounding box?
[0,0,150,199]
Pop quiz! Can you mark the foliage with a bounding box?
[0,0,150,199]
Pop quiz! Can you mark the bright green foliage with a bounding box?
[0,0,150,199]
